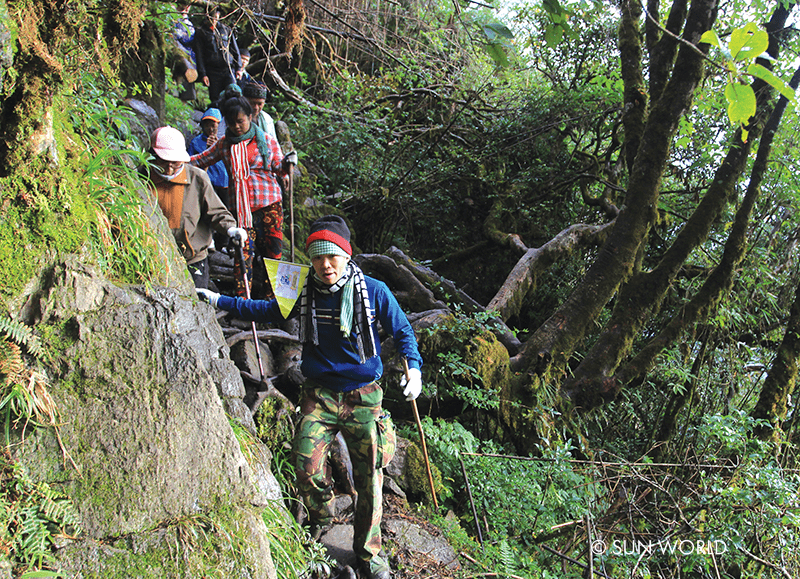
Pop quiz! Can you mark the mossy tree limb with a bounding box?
[488,222,612,334]
[751,277,800,441]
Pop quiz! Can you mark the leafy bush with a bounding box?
[400,417,478,503]
[418,308,504,414]
[463,442,600,542]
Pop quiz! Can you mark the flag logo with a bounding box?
[264,259,310,318]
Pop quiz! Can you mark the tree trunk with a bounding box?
[514,0,717,389]
[752,278,800,441]
[560,4,794,411]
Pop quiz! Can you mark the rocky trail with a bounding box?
[318,493,462,578]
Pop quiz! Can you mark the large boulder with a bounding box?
[14,257,280,578]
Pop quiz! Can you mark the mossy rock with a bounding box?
[11,260,277,577]
[404,442,445,506]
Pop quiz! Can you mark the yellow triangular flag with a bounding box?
[264,258,310,319]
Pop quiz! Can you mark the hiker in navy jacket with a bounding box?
[197,215,422,579]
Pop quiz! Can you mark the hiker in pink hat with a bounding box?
[146,126,246,289]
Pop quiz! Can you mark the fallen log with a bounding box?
[226,328,301,349]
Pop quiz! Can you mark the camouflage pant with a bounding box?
[294,381,383,562]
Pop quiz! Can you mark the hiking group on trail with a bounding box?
[150,5,425,578]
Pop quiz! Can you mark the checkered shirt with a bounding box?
[190,134,286,210]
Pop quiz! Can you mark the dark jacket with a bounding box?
[193,21,241,76]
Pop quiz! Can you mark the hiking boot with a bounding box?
[358,555,391,579]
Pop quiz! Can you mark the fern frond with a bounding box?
[0,339,26,383]
[0,317,42,358]
[37,483,82,533]
[499,539,518,576]
[16,505,52,567]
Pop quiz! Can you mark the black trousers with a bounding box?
[188,257,210,289]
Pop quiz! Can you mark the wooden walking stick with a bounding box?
[235,240,267,389]
[403,358,438,510]
[281,141,296,263]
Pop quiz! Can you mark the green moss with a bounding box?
[464,333,511,394]
[0,150,95,302]
[58,506,264,578]
[254,395,294,452]
[405,442,445,506]
[38,319,79,363]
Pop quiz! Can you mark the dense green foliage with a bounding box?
[265,0,800,575]
[2,0,800,575]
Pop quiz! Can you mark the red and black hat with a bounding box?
[306,215,352,257]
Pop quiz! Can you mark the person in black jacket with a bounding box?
[193,5,241,104]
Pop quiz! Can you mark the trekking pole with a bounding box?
[235,240,266,386]
[403,358,438,510]
[288,165,295,262]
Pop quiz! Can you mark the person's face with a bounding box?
[208,10,220,27]
[153,155,184,178]
[201,118,219,137]
[241,55,250,68]
[247,97,265,118]
[311,254,349,285]
[227,111,251,137]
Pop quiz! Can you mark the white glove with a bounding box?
[227,227,248,245]
[196,288,220,308]
[401,367,422,401]
[283,150,298,165]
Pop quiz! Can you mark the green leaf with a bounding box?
[724,82,756,125]
[747,62,795,101]
[542,0,565,16]
[730,23,768,62]
[544,25,564,47]
[699,29,721,47]
[484,43,510,68]
[484,21,514,39]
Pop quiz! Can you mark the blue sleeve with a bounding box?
[188,134,205,157]
[217,295,283,324]
[371,279,423,370]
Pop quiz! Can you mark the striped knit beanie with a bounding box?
[306,215,352,258]
[243,82,268,100]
